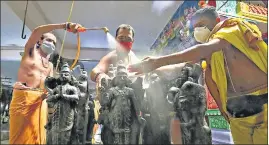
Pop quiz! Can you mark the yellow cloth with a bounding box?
[208,18,268,144]
[9,88,47,144]
[229,104,268,144]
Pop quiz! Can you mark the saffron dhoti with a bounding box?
[9,88,47,144]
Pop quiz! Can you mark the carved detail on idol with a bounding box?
[99,60,146,145]
[143,73,172,144]
[166,63,212,145]
[44,62,93,144]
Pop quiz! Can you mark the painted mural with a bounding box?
[216,0,237,16]
[150,1,200,55]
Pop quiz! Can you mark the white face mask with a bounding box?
[41,41,55,55]
[193,26,211,43]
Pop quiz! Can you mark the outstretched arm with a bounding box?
[129,39,230,74]
[24,23,66,56]
[157,39,229,67]
[153,63,186,80]
[90,51,114,82]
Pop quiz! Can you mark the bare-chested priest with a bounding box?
[90,24,140,143]
[90,24,139,88]
[9,22,83,144]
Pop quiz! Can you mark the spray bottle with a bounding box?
[76,27,109,33]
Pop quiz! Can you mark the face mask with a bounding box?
[193,26,211,43]
[119,41,133,52]
[41,41,55,55]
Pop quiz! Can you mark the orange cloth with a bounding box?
[9,88,48,144]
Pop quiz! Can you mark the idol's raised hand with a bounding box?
[128,56,161,75]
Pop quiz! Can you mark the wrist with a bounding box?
[156,57,165,68]
[63,22,70,30]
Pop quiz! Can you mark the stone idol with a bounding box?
[166,63,212,144]
[98,61,146,145]
[143,73,172,144]
[44,62,93,144]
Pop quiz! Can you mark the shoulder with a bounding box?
[212,18,242,37]
[102,50,117,62]
[107,50,117,58]
[205,38,230,49]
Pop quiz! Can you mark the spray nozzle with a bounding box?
[77,27,87,32]
[77,27,109,33]
[201,60,207,70]
[102,27,109,33]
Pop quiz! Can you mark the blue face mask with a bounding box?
[40,41,55,55]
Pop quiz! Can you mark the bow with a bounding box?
[55,1,109,72]
[70,32,81,69]
[55,0,81,72]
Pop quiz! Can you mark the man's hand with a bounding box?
[66,22,83,34]
[128,56,161,75]
[25,22,84,54]
[13,82,31,90]
[97,73,110,88]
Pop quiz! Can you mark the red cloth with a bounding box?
[199,0,216,8]
[207,0,216,7]
[205,87,219,109]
